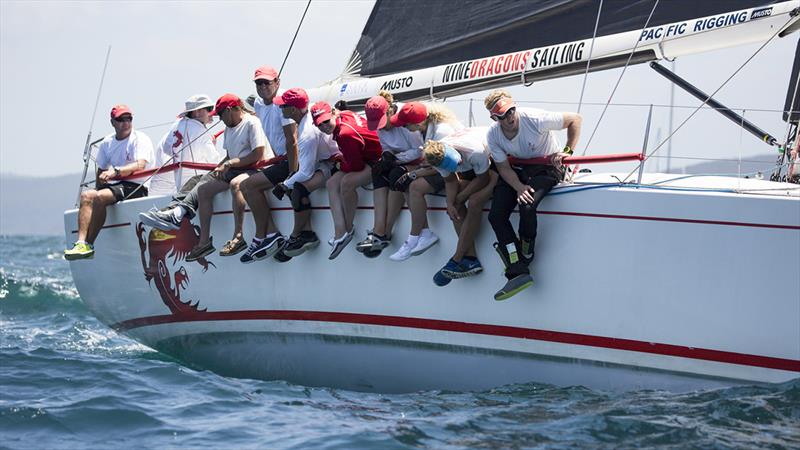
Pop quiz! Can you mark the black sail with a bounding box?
[347,0,784,78]
[784,39,800,123]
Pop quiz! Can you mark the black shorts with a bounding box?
[217,168,256,183]
[422,173,445,193]
[98,181,148,203]
[373,165,408,190]
[457,170,476,181]
[260,160,290,186]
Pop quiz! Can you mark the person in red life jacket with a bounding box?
[388,101,464,262]
[311,101,382,259]
[484,89,581,301]
[65,105,154,260]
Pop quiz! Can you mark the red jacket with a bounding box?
[333,111,382,172]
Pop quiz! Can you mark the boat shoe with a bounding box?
[219,236,247,256]
[186,238,214,262]
[64,242,94,261]
[494,274,534,301]
[441,258,483,279]
[240,234,286,263]
[283,232,320,257]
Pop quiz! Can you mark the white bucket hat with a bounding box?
[179,94,214,117]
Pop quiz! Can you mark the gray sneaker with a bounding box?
[139,208,181,231]
[328,230,353,260]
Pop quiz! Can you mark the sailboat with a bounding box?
[64,0,800,393]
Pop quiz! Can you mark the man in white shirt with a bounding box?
[422,127,498,286]
[65,105,154,260]
[185,94,270,262]
[484,90,582,301]
[148,94,221,196]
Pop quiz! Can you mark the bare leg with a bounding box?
[196,177,230,247]
[340,167,372,235]
[372,187,389,236]
[409,178,435,235]
[454,172,497,261]
[77,190,98,242]
[291,171,326,236]
[229,173,251,240]
[385,190,405,237]
[84,189,117,244]
[327,171,347,238]
[240,172,275,239]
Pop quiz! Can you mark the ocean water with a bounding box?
[1,235,798,449]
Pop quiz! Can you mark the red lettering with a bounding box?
[478,58,488,77]
[512,53,522,72]
[470,60,479,78]
[503,54,513,72]
[494,56,504,74]
[486,57,495,76]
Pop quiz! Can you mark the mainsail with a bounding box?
[308,0,800,107]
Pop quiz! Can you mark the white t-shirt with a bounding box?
[95,130,154,186]
[284,112,340,189]
[378,126,424,163]
[149,118,222,196]
[488,107,563,163]
[434,126,491,177]
[223,113,271,160]
[254,96,294,156]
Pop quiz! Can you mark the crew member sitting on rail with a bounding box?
[185,94,270,262]
[65,105,154,260]
[388,102,464,262]
[356,92,424,258]
[312,101,382,259]
[148,94,221,197]
[484,90,581,301]
[423,127,497,286]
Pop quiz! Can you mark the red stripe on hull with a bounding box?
[111,310,800,373]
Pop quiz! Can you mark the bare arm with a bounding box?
[561,112,582,150]
[283,123,299,172]
[99,159,147,182]
[454,171,490,204]
[226,146,265,169]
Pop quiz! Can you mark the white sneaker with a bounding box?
[411,230,439,256]
[390,235,419,262]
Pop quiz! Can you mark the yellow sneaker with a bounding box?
[64,242,94,261]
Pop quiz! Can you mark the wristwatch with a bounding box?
[113,166,121,177]
[408,171,418,180]
[563,145,573,155]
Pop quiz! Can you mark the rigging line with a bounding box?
[137,120,176,131]
[621,14,797,184]
[446,97,792,113]
[279,0,312,78]
[580,0,660,157]
[577,0,603,115]
[76,45,112,208]
[118,120,224,201]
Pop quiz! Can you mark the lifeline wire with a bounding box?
[622,12,797,183]
[577,0,603,115]
[279,0,312,78]
[580,0,660,156]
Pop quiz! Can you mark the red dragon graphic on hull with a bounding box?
[136,220,214,314]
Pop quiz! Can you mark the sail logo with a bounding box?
[693,11,747,32]
[528,42,585,70]
[380,76,414,91]
[640,23,687,41]
[750,7,773,20]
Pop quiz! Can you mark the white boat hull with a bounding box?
[65,174,800,392]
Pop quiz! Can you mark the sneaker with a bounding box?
[273,250,292,263]
[219,236,247,256]
[433,269,453,287]
[356,232,390,255]
[239,234,286,263]
[494,274,534,301]
[64,242,94,261]
[442,258,483,279]
[283,232,320,257]
[186,238,214,262]
[328,230,353,260]
[138,208,181,231]
[389,237,418,261]
[410,229,439,256]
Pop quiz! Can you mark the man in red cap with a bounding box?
[65,105,154,260]
[312,101,382,259]
[483,89,581,300]
[184,93,271,262]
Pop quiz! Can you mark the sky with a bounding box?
[1,0,798,179]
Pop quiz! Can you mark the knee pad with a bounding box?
[290,182,312,212]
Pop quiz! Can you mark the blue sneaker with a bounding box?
[442,258,483,279]
[433,269,452,286]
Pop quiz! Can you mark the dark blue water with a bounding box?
[1,235,798,449]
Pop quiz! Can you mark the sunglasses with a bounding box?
[491,107,515,121]
[216,107,228,116]
[114,116,133,122]
[255,79,275,87]
[204,106,213,113]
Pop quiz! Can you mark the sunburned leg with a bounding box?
[326,171,347,238]
[240,173,275,239]
[84,189,118,244]
[408,178,435,236]
[196,178,230,246]
[340,167,372,235]
[372,187,389,236]
[229,173,250,240]
[291,171,326,236]
[385,190,405,237]
[454,172,497,261]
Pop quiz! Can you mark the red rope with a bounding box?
[508,152,644,166]
[117,155,288,181]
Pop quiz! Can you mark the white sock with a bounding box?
[266,232,277,239]
[406,235,420,247]
[253,237,265,243]
[173,207,186,220]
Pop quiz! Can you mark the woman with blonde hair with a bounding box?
[387,101,464,261]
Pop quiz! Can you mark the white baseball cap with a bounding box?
[179,94,214,117]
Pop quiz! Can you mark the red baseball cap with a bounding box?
[390,102,427,127]
[253,65,278,81]
[110,104,132,119]
[212,93,242,116]
[364,96,389,131]
[489,97,515,117]
[273,88,309,110]
[310,101,333,126]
